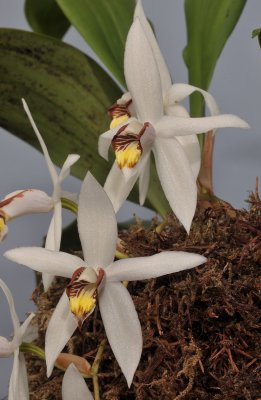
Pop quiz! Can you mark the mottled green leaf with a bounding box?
[0,29,170,216]
[0,28,121,183]
[56,0,135,86]
[24,0,70,39]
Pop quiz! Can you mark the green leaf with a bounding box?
[183,0,246,136]
[0,28,121,184]
[0,28,170,216]
[56,0,135,86]
[24,0,70,39]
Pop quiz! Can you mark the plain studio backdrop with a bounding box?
[0,1,260,397]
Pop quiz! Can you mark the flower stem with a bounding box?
[61,197,78,214]
[91,339,106,400]
[198,130,215,196]
[115,250,129,259]
[155,219,168,234]
[20,342,45,360]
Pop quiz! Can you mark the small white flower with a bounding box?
[5,172,206,386]
[62,363,93,400]
[99,1,249,232]
[0,102,80,288]
[0,278,37,400]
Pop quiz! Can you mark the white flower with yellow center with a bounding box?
[5,172,206,386]
[99,2,249,233]
[0,100,80,291]
[0,278,37,400]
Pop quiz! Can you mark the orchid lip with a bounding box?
[112,121,151,170]
[66,267,105,329]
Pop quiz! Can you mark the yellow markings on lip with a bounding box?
[0,217,6,232]
[69,286,97,319]
[66,267,105,328]
[115,141,142,169]
[112,122,150,169]
[108,99,132,129]
[110,114,129,129]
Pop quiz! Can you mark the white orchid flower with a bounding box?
[99,3,249,232]
[5,172,206,386]
[62,363,93,400]
[0,278,37,400]
[21,99,80,290]
[0,101,80,283]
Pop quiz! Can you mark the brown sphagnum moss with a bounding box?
[26,193,261,400]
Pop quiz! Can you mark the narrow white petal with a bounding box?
[124,18,163,123]
[78,172,117,267]
[1,189,53,220]
[138,154,150,205]
[18,313,35,340]
[134,0,172,95]
[8,350,29,400]
[0,278,20,333]
[165,83,220,117]
[58,154,80,184]
[106,251,206,282]
[4,248,90,279]
[45,292,78,377]
[62,363,94,400]
[43,204,62,291]
[21,323,38,343]
[156,114,250,138]
[99,282,142,387]
[153,138,197,233]
[176,135,201,178]
[22,99,58,186]
[45,203,62,252]
[104,161,138,213]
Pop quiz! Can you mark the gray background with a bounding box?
[0,0,260,396]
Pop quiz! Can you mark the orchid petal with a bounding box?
[45,202,62,251]
[124,18,163,123]
[58,154,80,184]
[0,336,14,356]
[43,203,62,290]
[175,135,201,178]
[156,114,250,138]
[8,350,29,400]
[106,251,206,282]
[18,313,35,341]
[4,248,92,279]
[21,323,38,343]
[62,363,93,400]
[104,161,138,213]
[99,282,142,387]
[45,292,78,377]
[153,138,197,233]
[22,99,58,186]
[1,190,53,220]
[165,83,220,117]
[0,278,20,334]
[134,0,172,95]
[78,173,117,267]
[139,154,150,205]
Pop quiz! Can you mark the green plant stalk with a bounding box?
[91,338,107,400]
[61,197,78,214]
